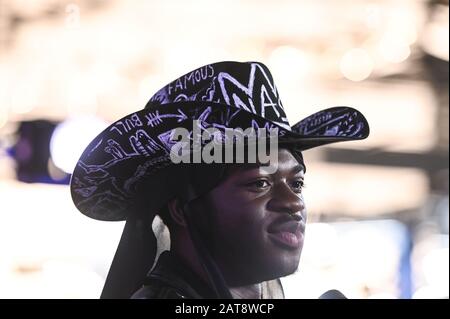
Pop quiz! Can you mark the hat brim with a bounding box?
[70,101,369,221]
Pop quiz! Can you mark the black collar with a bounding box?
[145,250,217,298]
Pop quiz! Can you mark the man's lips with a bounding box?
[267,214,305,249]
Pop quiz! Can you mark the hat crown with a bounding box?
[145,61,291,130]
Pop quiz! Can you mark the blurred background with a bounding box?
[0,0,448,299]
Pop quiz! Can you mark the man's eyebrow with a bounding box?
[224,163,261,177]
[233,163,263,171]
[239,163,305,174]
[230,163,305,175]
[292,164,305,175]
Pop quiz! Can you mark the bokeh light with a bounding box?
[50,116,109,174]
[339,48,374,81]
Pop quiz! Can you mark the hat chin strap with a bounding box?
[100,211,156,299]
[182,201,233,299]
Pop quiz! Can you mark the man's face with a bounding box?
[193,148,306,287]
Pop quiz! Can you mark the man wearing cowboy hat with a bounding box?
[70,61,370,299]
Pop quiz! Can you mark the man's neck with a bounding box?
[172,232,263,299]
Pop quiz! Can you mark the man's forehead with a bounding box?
[230,161,305,176]
[258,162,305,175]
[222,148,305,176]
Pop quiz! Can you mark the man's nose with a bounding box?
[268,181,305,216]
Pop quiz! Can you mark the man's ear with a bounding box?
[167,198,187,227]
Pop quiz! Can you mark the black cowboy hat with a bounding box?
[70,61,369,222]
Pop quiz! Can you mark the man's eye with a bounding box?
[291,180,305,192]
[248,179,270,189]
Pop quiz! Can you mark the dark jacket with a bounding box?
[131,251,217,299]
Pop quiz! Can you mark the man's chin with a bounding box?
[219,246,301,286]
[224,260,299,287]
[250,259,301,284]
[265,252,302,279]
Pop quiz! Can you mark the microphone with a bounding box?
[319,289,347,299]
